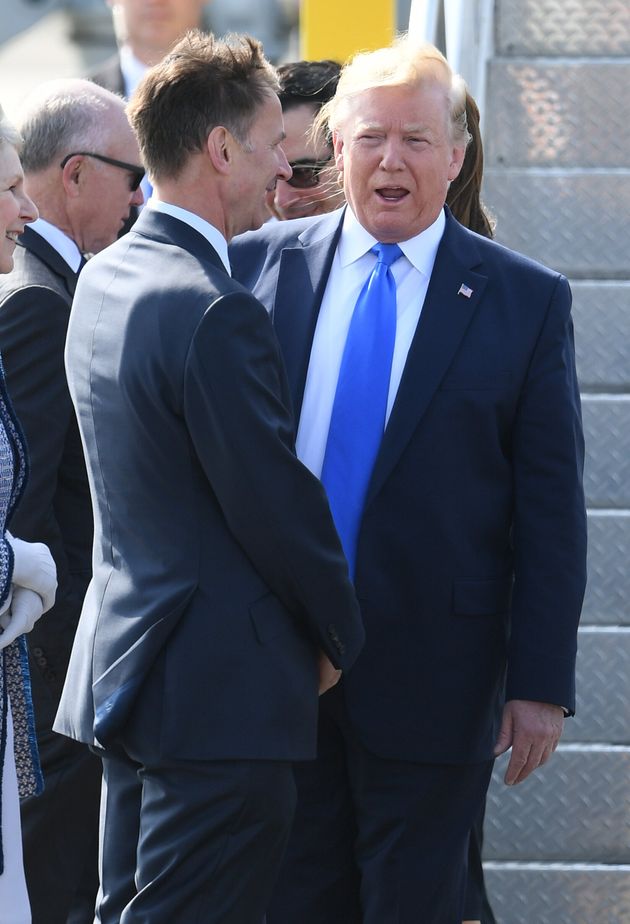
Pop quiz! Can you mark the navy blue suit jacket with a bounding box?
[230,207,587,764]
[54,209,364,759]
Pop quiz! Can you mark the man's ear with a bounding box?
[61,155,83,199]
[333,130,344,174]
[448,144,467,183]
[207,126,234,175]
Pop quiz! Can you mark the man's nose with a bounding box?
[379,139,405,171]
[130,184,145,207]
[274,178,298,214]
[276,147,292,182]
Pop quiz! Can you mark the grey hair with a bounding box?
[0,104,22,151]
[19,81,123,173]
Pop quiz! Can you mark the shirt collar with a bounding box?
[339,205,446,278]
[29,218,83,273]
[147,199,231,275]
[119,45,148,99]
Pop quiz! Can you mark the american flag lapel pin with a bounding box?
[458,283,473,298]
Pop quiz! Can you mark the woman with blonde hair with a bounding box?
[0,104,57,923]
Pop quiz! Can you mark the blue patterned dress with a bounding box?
[0,354,42,874]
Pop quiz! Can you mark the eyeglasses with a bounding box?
[286,157,333,190]
[60,152,145,191]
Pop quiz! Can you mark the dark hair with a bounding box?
[127,29,279,180]
[277,59,341,112]
[446,91,494,238]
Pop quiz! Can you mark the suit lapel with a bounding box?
[273,212,342,419]
[131,209,227,274]
[366,216,488,506]
[20,226,80,296]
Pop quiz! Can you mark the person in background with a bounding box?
[267,59,344,221]
[446,91,494,239]
[54,30,363,924]
[230,37,586,923]
[91,0,208,218]
[0,103,57,924]
[0,78,143,924]
[91,0,208,96]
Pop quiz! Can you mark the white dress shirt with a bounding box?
[119,45,153,205]
[119,44,147,100]
[146,199,231,275]
[296,207,445,478]
[28,218,83,273]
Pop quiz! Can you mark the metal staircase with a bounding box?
[481,1,630,920]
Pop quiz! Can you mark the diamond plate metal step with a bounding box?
[572,282,630,392]
[582,512,630,625]
[486,1,630,918]
[496,0,630,56]
[486,59,630,168]
[484,863,630,924]
[583,396,630,508]
[484,746,630,862]
[571,628,630,744]
[483,169,630,278]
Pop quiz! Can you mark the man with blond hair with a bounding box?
[231,37,586,922]
[0,77,143,924]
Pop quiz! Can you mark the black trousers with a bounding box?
[96,739,296,924]
[463,802,497,923]
[267,685,493,924]
[21,678,101,924]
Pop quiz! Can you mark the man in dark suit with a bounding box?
[91,0,207,96]
[0,78,144,924]
[54,31,364,924]
[230,37,587,924]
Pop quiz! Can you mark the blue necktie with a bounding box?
[321,242,402,577]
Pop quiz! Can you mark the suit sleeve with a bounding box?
[507,274,587,712]
[182,289,364,671]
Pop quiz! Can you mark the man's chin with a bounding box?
[248,209,267,234]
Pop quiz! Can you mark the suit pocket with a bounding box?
[452,575,513,616]
[249,592,296,644]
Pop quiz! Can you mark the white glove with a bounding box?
[0,587,45,649]
[7,535,57,613]
[0,586,11,617]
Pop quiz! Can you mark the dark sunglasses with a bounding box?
[60,152,145,191]
[286,157,333,190]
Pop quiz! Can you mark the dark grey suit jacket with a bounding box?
[0,227,92,711]
[89,53,125,96]
[54,209,364,758]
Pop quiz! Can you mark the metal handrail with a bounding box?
[407,0,494,131]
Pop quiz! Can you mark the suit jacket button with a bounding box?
[327,624,345,655]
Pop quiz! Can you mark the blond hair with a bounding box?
[317,35,470,148]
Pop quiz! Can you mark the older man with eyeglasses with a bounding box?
[0,77,143,924]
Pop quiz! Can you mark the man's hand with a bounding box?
[318,652,342,695]
[494,699,564,786]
